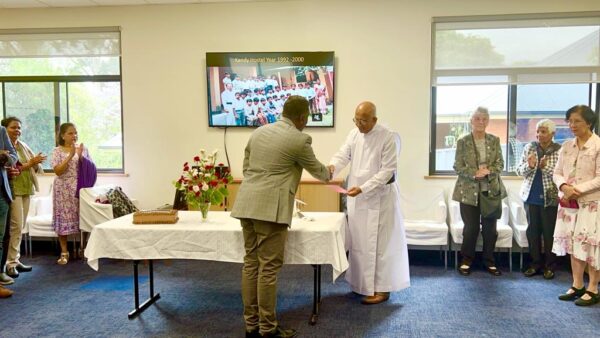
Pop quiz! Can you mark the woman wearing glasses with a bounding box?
[553,104,600,306]
[452,106,507,276]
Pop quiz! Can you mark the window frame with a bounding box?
[430,12,600,176]
[0,73,125,173]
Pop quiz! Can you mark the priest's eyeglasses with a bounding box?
[353,118,371,126]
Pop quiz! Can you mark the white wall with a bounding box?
[1,0,599,208]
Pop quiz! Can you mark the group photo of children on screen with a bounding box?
[208,66,334,127]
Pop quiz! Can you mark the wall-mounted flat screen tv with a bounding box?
[207,51,334,128]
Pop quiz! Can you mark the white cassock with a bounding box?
[330,123,410,296]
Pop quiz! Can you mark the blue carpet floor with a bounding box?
[0,250,598,337]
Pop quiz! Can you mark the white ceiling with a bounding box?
[0,0,278,9]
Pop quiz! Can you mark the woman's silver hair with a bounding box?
[536,119,556,133]
[470,106,489,120]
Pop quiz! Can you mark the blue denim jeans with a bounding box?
[0,196,10,265]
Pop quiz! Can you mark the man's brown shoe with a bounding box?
[0,286,13,298]
[361,292,390,305]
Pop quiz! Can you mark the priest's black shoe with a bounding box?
[486,266,501,276]
[261,326,297,338]
[523,267,539,277]
[16,262,32,272]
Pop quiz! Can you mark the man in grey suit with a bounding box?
[231,95,330,338]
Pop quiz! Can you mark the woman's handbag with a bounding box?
[479,190,502,219]
[471,134,503,219]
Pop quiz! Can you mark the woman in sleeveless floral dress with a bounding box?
[52,123,92,265]
[553,105,600,306]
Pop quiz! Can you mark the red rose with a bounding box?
[205,165,214,170]
[183,166,189,171]
[195,192,200,197]
[194,156,200,162]
[183,162,188,166]
[222,178,229,184]
[188,186,193,191]
[218,163,224,167]
[209,180,218,187]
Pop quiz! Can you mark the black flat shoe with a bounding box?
[543,269,554,280]
[574,290,600,306]
[15,262,32,273]
[558,286,586,301]
[523,267,539,277]
[5,266,18,278]
[245,329,260,338]
[486,266,502,276]
[458,265,470,276]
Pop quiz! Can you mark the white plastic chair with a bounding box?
[507,190,529,271]
[26,194,57,255]
[401,188,449,269]
[449,199,513,272]
[79,184,139,232]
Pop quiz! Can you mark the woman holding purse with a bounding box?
[452,106,507,276]
[553,105,600,306]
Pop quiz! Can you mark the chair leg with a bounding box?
[509,248,512,273]
[445,244,448,271]
[520,248,523,271]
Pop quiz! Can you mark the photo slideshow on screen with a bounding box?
[206,51,335,128]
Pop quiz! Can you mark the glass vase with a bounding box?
[198,202,210,220]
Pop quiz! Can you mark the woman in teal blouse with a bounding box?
[1,117,45,278]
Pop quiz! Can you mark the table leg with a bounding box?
[128,260,161,319]
[309,264,322,325]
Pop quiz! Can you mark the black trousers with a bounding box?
[525,203,558,270]
[460,202,498,267]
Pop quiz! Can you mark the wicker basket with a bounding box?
[133,209,179,224]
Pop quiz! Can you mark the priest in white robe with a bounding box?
[328,101,410,305]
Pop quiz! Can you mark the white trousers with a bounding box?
[6,195,30,268]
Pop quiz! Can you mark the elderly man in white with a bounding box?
[328,101,410,305]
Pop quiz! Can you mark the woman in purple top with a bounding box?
[52,123,93,265]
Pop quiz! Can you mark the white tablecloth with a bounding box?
[85,211,349,282]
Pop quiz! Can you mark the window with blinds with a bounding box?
[0,27,123,172]
[430,13,600,174]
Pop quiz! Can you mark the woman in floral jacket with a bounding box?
[452,107,507,277]
[553,105,600,306]
[515,119,561,279]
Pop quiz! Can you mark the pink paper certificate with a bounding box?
[326,185,348,194]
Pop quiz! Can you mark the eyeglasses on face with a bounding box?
[353,118,372,125]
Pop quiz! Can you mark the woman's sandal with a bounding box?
[57,252,69,265]
[574,290,600,306]
[558,286,586,301]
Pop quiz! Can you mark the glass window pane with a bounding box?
[435,85,508,171]
[0,57,120,76]
[67,82,123,170]
[435,26,600,69]
[4,82,56,170]
[507,83,590,172]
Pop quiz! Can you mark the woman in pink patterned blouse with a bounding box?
[553,105,600,306]
[51,123,92,265]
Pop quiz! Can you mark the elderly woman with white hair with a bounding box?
[516,119,561,279]
[452,107,507,276]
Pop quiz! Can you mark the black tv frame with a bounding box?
[206,51,335,128]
